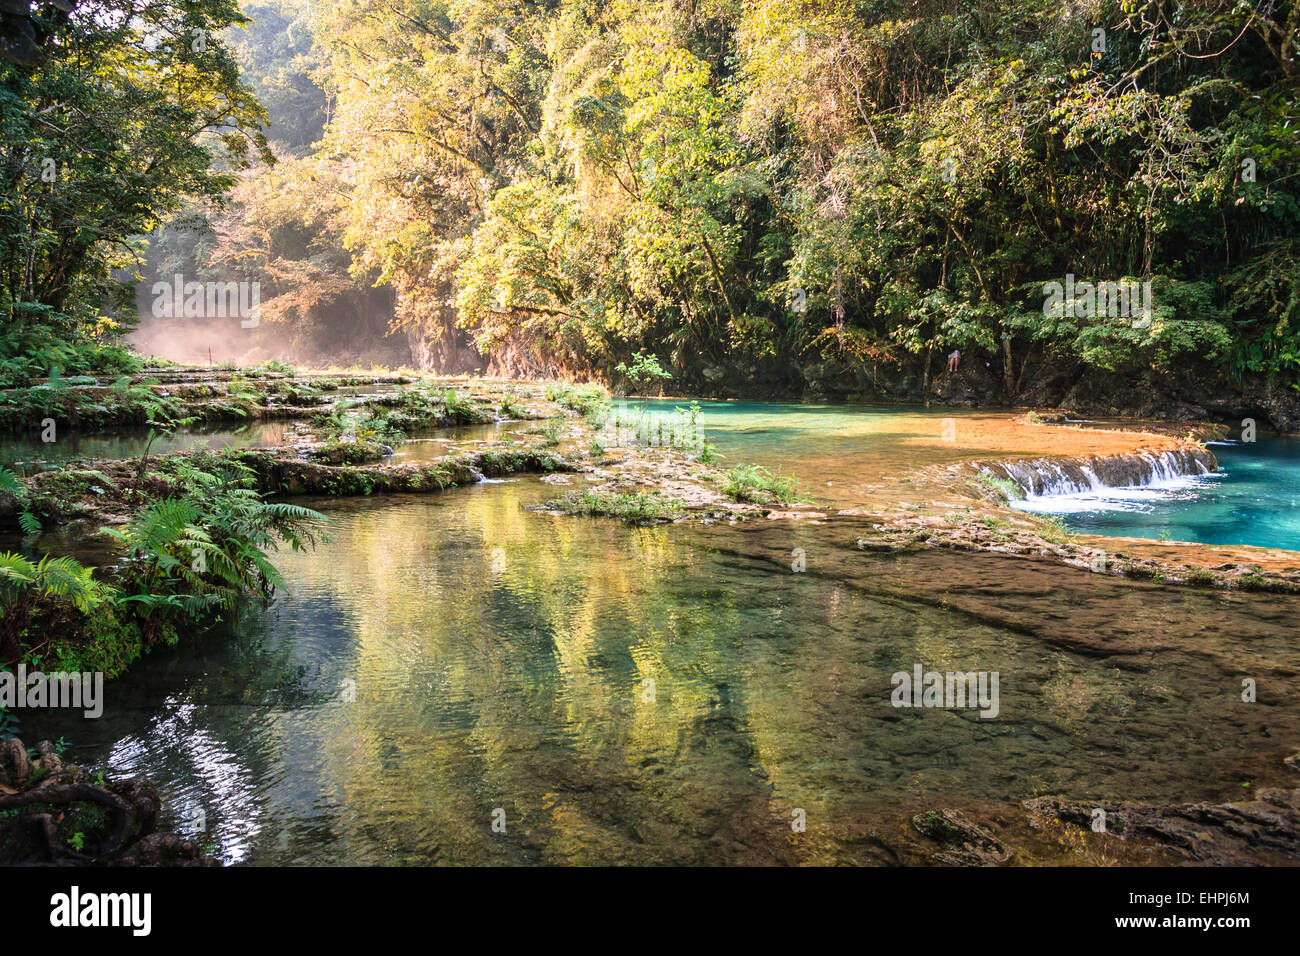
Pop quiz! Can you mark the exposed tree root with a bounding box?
[0,738,212,866]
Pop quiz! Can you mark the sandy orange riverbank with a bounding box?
[897,412,1193,459]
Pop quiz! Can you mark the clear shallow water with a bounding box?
[615,400,1300,550]
[387,419,537,462]
[13,400,1300,865]
[0,422,294,474]
[607,398,1018,506]
[1013,438,1300,550]
[25,481,1300,865]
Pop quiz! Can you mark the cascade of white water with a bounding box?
[989,448,1214,499]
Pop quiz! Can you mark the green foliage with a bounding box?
[252,359,297,377]
[102,465,326,618]
[546,383,610,417]
[0,552,104,613]
[307,0,1300,394]
[975,471,1024,502]
[0,466,42,537]
[616,352,673,395]
[1035,514,1074,545]
[0,454,325,673]
[721,464,800,505]
[499,394,529,420]
[0,328,141,389]
[442,389,489,426]
[8,0,1300,399]
[547,489,687,525]
[1,0,272,371]
[0,705,19,740]
[0,549,109,664]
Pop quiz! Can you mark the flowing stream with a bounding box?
[1013,437,1300,550]
[14,401,1300,864]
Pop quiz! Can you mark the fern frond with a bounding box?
[17,510,41,535]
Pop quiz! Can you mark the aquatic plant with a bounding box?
[546,383,609,417]
[722,464,800,505]
[696,441,721,464]
[252,360,297,377]
[1035,514,1074,544]
[975,470,1024,502]
[442,388,490,425]
[545,489,687,525]
[499,394,529,419]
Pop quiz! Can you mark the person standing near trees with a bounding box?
[947,349,961,374]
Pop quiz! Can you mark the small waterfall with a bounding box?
[979,447,1217,499]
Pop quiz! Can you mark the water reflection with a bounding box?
[28,479,1300,865]
[0,422,293,474]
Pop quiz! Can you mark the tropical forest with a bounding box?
[0,0,1298,897]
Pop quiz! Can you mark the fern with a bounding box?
[0,466,23,499]
[0,551,104,615]
[0,552,37,586]
[0,466,40,535]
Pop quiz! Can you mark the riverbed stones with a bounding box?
[912,809,1013,865]
[1023,786,1300,865]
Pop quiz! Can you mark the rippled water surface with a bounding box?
[0,422,293,474]
[27,479,1300,865]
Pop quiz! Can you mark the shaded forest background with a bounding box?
[4,0,1300,424]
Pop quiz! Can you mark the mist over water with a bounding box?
[128,311,412,369]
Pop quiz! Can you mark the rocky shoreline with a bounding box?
[533,410,1300,594]
[5,373,1292,592]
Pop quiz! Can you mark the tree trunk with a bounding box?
[923,343,933,407]
[1001,336,1014,400]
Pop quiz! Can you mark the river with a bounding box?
[22,464,1300,863]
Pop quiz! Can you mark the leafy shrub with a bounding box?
[546,382,609,416]
[722,464,799,504]
[546,489,687,525]
[975,470,1024,502]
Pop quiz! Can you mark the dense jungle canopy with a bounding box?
[2,0,1298,405]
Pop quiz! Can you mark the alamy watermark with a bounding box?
[891,664,1000,718]
[151,274,260,328]
[1043,274,1152,328]
[0,664,103,719]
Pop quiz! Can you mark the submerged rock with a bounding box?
[1023,786,1300,865]
[912,809,1013,866]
